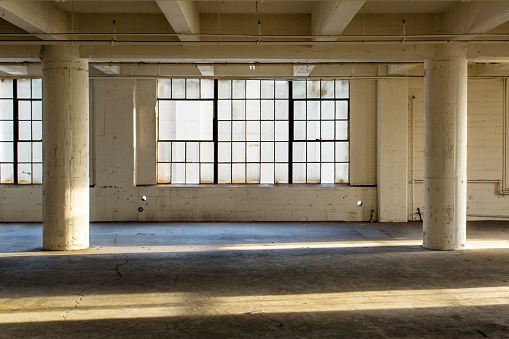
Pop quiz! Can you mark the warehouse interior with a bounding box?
[1,0,509,337]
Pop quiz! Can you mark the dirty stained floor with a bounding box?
[1,221,509,338]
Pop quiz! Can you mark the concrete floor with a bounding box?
[1,222,509,338]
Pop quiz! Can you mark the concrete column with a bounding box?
[423,45,467,250]
[42,45,89,250]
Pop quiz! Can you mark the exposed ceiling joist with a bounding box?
[0,1,68,40]
[312,0,365,41]
[156,1,200,42]
[196,65,214,76]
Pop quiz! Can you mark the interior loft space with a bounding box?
[0,0,509,337]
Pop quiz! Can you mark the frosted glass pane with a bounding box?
[32,121,42,140]
[232,142,246,162]
[261,81,274,99]
[186,142,200,162]
[307,81,320,98]
[261,142,274,162]
[158,79,172,98]
[0,163,14,183]
[306,121,320,140]
[0,142,13,161]
[307,101,319,120]
[18,142,31,162]
[336,121,348,140]
[158,142,171,162]
[18,163,31,184]
[0,121,13,141]
[321,81,334,98]
[175,101,200,140]
[247,163,260,183]
[232,163,246,183]
[172,163,186,183]
[0,79,13,98]
[172,79,185,99]
[218,100,232,120]
[246,142,260,162]
[246,100,260,120]
[218,164,231,183]
[321,121,334,140]
[32,142,42,162]
[261,100,274,120]
[218,121,231,141]
[200,103,214,140]
[275,81,289,99]
[186,163,200,183]
[19,121,31,140]
[232,121,245,141]
[336,142,349,162]
[294,101,306,120]
[294,121,306,140]
[158,163,171,183]
[336,100,348,119]
[172,142,186,162]
[293,163,306,183]
[321,163,335,183]
[275,142,288,162]
[293,81,306,99]
[293,142,306,162]
[218,80,232,99]
[201,79,214,99]
[275,100,288,120]
[0,100,13,120]
[32,101,42,120]
[233,80,246,99]
[336,163,349,183]
[158,101,176,140]
[321,101,334,120]
[275,163,288,183]
[275,121,288,141]
[246,121,260,141]
[186,79,200,99]
[260,163,274,184]
[307,142,320,162]
[201,163,214,183]
[17,80,31,99]
[32,163,42,184]
[321,142,334,162]
[218,142,232,162]
[307,163,320,183]
[246,80,260,99]
[261,121,274,141]
[336,80,349,98]
[232,100,246,120]
[19,101,31,120]
[201,142,214,162]
[32,79,42,99]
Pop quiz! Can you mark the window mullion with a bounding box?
[213,79,218,184]
[13,79,18,184]
[288,81,293,184]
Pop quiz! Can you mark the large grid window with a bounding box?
[0,79,43,184]
[157,79,349,184]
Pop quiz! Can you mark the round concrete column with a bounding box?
[42,45,89,250]
[423,46,468,250]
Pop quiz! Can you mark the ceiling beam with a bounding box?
[388,64,419,75]
[476,63,509,76]
[312,0,365,41]
[93,65,121,75]
[293,65,315,77]
[196,64,214,76]
[156,1,200,42]
[445,1,509,39]
[0,65,28,75]
[0,1,68,40]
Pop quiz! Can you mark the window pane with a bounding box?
[201,142,214,162]
[293,163,306,183]
[232,163,246,183]
[275,100,288,120]
[172,163,186,183]
[218,100,232,120]
[159,101,213,141]
[306,121,320,140]
[233,80,246,99]
[261,142,274,162]
[158,163,171,183]
[186,163,200,184]
[261,100,274,120]
[186,79,200,99]
[200,103,213,140]
[336,142,349,162]
[32,163,42,184]
[158,101,176,140]
[218,121,231,141]
[246,142,260,162]
[307,142,320,162]
[307,163,320,183]
[275,121,288,141]
[321,121,334,140]
[19,101,31,120]
[275,81,288,99]
[32,121,42,140]
[261,121,274,141]
[260,163,274,184]
[321,163,335,183]
[218,164,231,183]
[275,163,288,183]
[247,163,260,183]
[158,142,171,162]
[232,100,246,120]
[321,101,334,120]
[218,142,231,162]
[336,121,348,140]
[246,121,260,141]
[18,142,31,162]
[321,81,334,98]
[0,121,14,141]
[336,80,349,98]
[261,81,274,99]
[172,79,185,99]
[0,163,14,183]
[336,100,348,119]
[293,81,306,99]
[294,121,306,140]
[293,142,306,162]
[307,101,319,120]
[336,163,349,183]
[32,101,42,120]
[32,142,42,163]
[17,80,31,99]
[32,79,42,99]
[158,79,172,98]
[172,142,185,162]
[232,142,246,162]
[275,142,288,162]
[0,79,13,98]
[201,163,214,183]
[307,81,320,99]
[0,100,13,120]
[232,121,245,141]
[18,163,32,184]
[218,80,232,99]
[0,142,13,161]
[294,101,306,120]
[246,80,260,99]
[201,79,214,99]
[246,100,260,120]
[186,142,200,162]
[321,142,334,162]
